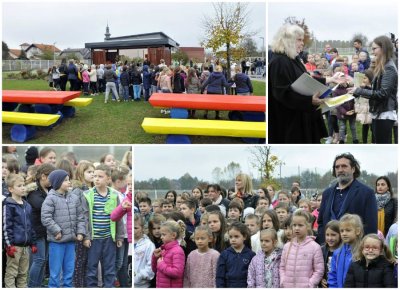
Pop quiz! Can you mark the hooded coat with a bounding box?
[247,248,282,288]
[201,71,231,94]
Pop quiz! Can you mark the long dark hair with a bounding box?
[375,176,393,196]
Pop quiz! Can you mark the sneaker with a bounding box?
[161,109,165,114]
[325,136,333,144]
[165,109,170,114]
[104,100,108,104]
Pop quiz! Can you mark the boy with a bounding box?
[83,164,124,288]
[227,201,243,222]
[139,197,153,227]
[41,169,85,288]
[275,202,290,228]
[160,199,174,213]
[3,174,37,288]
[2,157,10,199]
[245,214,261,253]
[151,198,163,214]
[179,197,200,234]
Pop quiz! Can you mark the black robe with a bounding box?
[268,52,327,143]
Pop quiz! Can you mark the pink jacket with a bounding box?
[279,236,324,288]
[151,240,185,288]
[110,192,132,243]
[82,70,90,83]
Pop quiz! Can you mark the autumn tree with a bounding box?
[172,49,189,65]
[284,17,312,49]
[201,2,255,79]
[2,41,10,60]
[248,146,282,188]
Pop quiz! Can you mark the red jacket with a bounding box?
[110,192,132,243]
[151,240,185,288]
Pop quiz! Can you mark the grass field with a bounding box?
[2,76,266,144]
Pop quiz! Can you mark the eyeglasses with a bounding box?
[363,246,381,251]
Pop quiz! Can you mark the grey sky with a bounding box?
[134,145,398,181]
[3,1,265,51]
[268,1,398,44]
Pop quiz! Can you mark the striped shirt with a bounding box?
[92,188,111,239]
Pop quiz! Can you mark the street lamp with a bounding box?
[259,37,265,59]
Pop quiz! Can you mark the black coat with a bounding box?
[268,53,327,143]
[344,256,396,288]
[383,198,397,236]
[26,184,48,239]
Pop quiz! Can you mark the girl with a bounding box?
[280,209,324,288]
[151,220,186,288]
[100,153,116,169]
[208,210,229,253]
[34,147,57,166]
[328,214,364,288]
[183,226,220,288]
[247,228,282,288]
[320,220,341,288]
[278,190,297,213]
[281,215,293,244]
[235,173,258,209]
[344,234,396,287]
[354,69,373,143]
[199,198,212,214]
[148,214,166,248]
[164,190,177,207]
[375,176,397,236]
[185,68,201,118]
[191,186,203,202]
[134,213,155,288]
[216,222,256,287]
[256,187,268,198]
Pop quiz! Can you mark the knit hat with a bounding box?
[25,146,39,165]
[48,169,68,190]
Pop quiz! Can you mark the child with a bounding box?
[111,165,129,194]
[100,153,117,170]
[208,210,229,253]
[320,220,341,288]
[152,198,163,214]
[245,214,261,253]
[184,226,220,287]
[227,200,243,222]
[216,221,256,287]
[344,233,396,287]
[280,209,324,288]
[281,215,293,244]
[83,164,124,288]
[82,64,90,95]
[275,202,290,228]
[199,197,212,214]
[3,174,37,288]
[179,197,200,234]
[41,169,86,287]
[133,213,155,288]
[2,157,10,198]
[151,220,186,288]
[247,228,282,288]
[312,193,322,231]
[328,214,364,288]
[139,197,153,228]
[354,69,373,144]
[34,147,57,166]
[200,212,209,226]
[277,190,297,213]
[256,196,270,210]
[148,214,167,248]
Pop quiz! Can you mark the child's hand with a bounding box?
[321,278,328,288]
[346,110,355,116]
[347,87,357,94]
[153,248,162,258]
[83,240,91,248]
[55,232,62,240]
[117,240,123,248]
[76,234,83,241]
[31,245,38,254]
[157,257,163,264]
[122,200,132,210]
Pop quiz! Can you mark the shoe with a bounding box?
[325,136,333,144]
[165,110,170,114]
[203,114,208,119]
[104,100,108,104]
[161,109,165,114]
[353,139,359,144]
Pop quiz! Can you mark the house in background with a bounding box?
[8,49,22,59]
[59,48,91,61]
[19,43,30,51]
[25,43,61,59]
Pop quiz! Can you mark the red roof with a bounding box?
[9,49,22,57]
[29,43,61,52]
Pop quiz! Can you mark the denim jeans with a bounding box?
[133,85,141,100]
[122,85,130,101]
[48,241,75,288]
[339,118,357,142]
[115,238,129,287]
[28,237,48,287]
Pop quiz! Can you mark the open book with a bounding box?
[318,94,355,113]
[291,72,339,99]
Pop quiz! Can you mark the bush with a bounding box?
[36,69,47,80]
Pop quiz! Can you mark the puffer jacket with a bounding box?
[41,189,86,243]
[344,256,396,288]
[328,243,353,288]
[142,65,152,89]
[247,248,282,288]
[201,71,231,94]
[104,68,117,83]
[151,240,185,288]
[110,192,132,243]
[354,59,398,115]
[234,72,253,94]
[134,234,156,288]
[280,236,324,288]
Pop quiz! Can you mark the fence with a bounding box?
[2,60,90,72]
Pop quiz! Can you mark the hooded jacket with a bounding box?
[247,248,282,288]
[142,65,152,89]
[327,243,353,288]
[110,192,132,243]
[3,197,36,247]
[279,236,324,288]
[233,72,253,94]
[41,189,86,243]
[151,240,185,288]
[201,71,231,94]
[216,246,256,288]
[134,234,156,288]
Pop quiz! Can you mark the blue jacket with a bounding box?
[119,71,130,86]
[67,63,78,80]
[216,246,255,288]
[201,72,231,94]
[142,65,152,89]
[233,73,253,94]
[3,197,36,247]
[327,244,353,288]
[317,179,377,244]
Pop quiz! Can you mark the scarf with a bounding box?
[375,192,391,209]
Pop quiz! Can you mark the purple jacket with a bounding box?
[247,248,282,288]
[151,240,185,288]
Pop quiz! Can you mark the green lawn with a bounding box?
[2,76,266,144]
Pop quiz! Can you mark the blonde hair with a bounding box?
[215,65,223,72]
[260,228,278,241]
[354,233,395,263]
[235,173,253,195]
[339,214,364,256]
[75,160,94,185]
[6,173,25,189]
[291,209,313,236]
[161,220,185,241]
[271,24,304,59]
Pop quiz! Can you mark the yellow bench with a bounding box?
[64,97,93,107]
[2,111,61,126]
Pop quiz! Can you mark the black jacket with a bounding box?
[344,256,396,288]
[27,183,48,239]
[383,198,397,236]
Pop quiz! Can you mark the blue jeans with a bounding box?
[86,238,116,288]
[133,85,141,100]
[48,241,75,288]
[115,238,129,287]
[144,88,150,101]
[151,85,158,97]
[122,85,130,101]
[28,237,48,287]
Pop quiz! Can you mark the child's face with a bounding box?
[192,188,202,200]
[362,238,382,262]
[175,196,183,208]
[179,203,194,219]
[200,218,208,226]
[41,151,57,165]
[284,226,293,241]
[161,203,173,213]
[292,216,308,241]
[114,178,127,191]
[257,199,269,208]
[84,167,94,184]
[256,189,266,198]
[41,173,51,188]
[362,76,371,87]
[235,177,244,191]
[104,154,116,169]
[278,194,289,203]
[166,192,175,203]
[228,228,246,251]
[152,202,161,214]
[134,223,143,240]
[260,232,276,255]
[208,213,221,233]
[267,186,274,199]
[262,214,273,230]
[139,202,151,215]
[340,222,360,244]
[9,180,26,198]
[359,52,367,61]
[152,223,161,238]
[93,170,110,189]
[2,162,9,179]
[299,203,311,213]
[351,63,359,71]
[315,195,322,209]
[276,208,288,222]
[126,177,132,193]
[199,204,205,214]
[207,187,218,201]
[59,175,71,193]
[325,228,341,249]
[194,230,211,252]
[228,208,241,220]
[160,227,176,244]
[245,218,259,236]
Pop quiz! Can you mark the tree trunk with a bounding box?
[226,42,231,81]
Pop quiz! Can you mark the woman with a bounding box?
[349,36,398,144]
[232,65,253,95]
[268,24,343,143]
[375,176,397,236]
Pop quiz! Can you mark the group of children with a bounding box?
[134,173,398,288]
[2,147,132,288]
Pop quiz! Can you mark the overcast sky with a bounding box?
[2,1,265,51]
[134,145,398,181]
[268,1,398,44]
